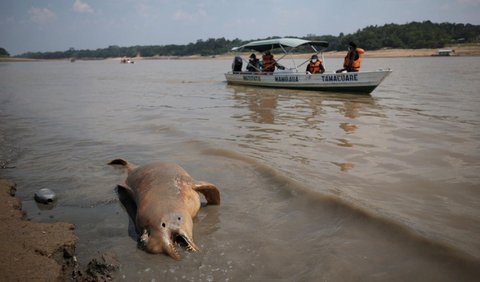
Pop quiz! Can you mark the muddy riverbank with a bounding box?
[0,179,119,281]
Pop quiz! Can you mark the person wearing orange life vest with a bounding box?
[336,41,364,73]
[262,51,280,72]
[261,51,285,72]
[306,54,325,74]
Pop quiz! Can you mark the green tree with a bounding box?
[0,47,10,57]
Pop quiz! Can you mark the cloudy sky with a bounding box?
[1,0,479,55]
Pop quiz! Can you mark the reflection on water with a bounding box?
[1,58,480,281]
[228,84,378,125]
[227,84,379,176]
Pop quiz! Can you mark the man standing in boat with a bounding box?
[306,54,325,74]
[336,42,364,73]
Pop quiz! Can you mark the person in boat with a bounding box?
[336,42,364,73]
[246,53,260,72]
[262,51,275,72]
[261,51,284,72]
[306,54,325,74]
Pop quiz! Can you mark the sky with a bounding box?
[1,0,479,55]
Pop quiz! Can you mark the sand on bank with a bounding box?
[0,179,77,281]
[215,44,480,60]
[3,44,479,62]
[0,179,121,281]
[148,43,480,60]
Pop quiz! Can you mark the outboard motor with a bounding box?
[232,56,243,72]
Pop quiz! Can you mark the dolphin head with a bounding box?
[140,211,199,260]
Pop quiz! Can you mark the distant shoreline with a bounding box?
[217,45,480,59]
[2,44,479,62]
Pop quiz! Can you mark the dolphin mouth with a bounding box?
[172,232,199,253]
[138,228,199,260]
[166,232,200,260]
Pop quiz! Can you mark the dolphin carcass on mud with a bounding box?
[109,158,220,260]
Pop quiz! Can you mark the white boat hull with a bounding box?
[225,69,392,94]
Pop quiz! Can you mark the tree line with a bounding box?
[11,21,480,59]
[310,21,479,50]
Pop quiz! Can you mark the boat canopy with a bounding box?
[232,38,329,52]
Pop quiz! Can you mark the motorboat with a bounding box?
[121,58,135,64]
[225,38,391,94]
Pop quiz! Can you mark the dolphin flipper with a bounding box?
[116,185,139,237]
[193,181,220,205]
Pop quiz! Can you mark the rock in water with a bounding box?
[34,188,57,204]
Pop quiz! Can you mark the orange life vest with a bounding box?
[262,54,275,72]
[307,60,322,73]
[344,48,364,71]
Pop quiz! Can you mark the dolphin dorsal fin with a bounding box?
[193,181,220,205]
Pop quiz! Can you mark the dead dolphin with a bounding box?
[109,158,220,260]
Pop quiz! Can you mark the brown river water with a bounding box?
[0,57,479,281]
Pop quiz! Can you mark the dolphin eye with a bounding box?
[162,223,166,228]
[178,217,181,221]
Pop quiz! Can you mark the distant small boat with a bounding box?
[121,58,135,64]
[433,49,455,56]
[225,38,392,94]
